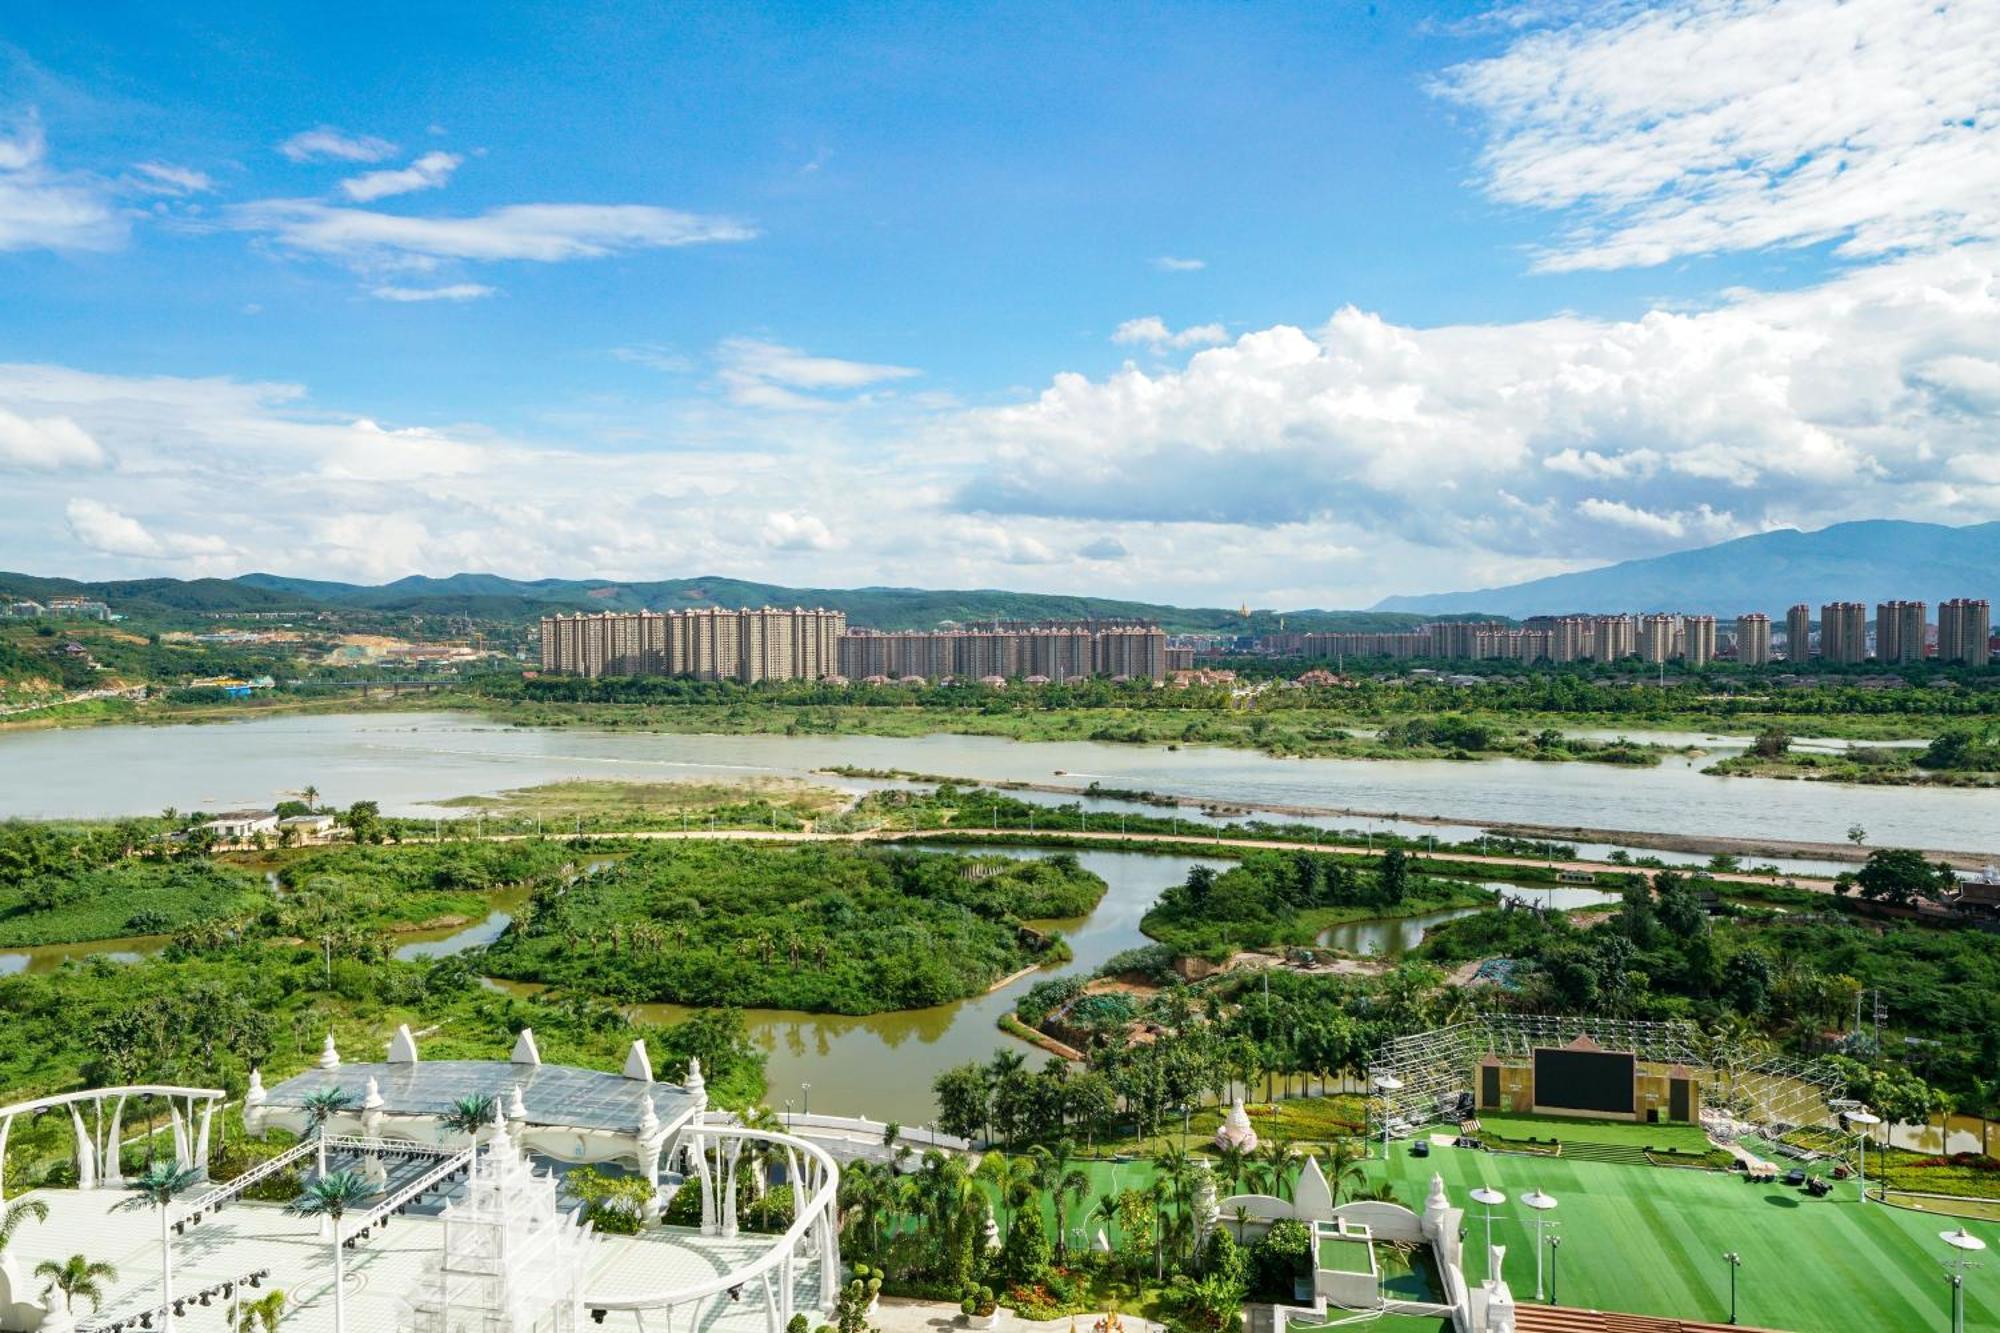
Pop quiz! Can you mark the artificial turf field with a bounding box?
[1473,1111,1711,1155]
[1376,1140,1999,1332]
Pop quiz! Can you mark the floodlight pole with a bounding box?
[1723,1250,1741,1325]
[1548,1235,1560,1305]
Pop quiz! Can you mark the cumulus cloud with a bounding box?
[279,127,398,163]
[64,498,232,562]
[0,112,124,252]
[1112,316,1229,350]
[947,249,2000,561]
[340,151,462,202]
[0,408,106,470]
[1439,0,2000,271]
[232,199,756,264]
[761,511,838,551]
[1152,256,1206,271]
[1078,537,1129,560]
[369,283,496,302]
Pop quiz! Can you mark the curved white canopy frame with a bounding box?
[0,1085,226,1201]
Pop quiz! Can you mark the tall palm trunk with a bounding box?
[158,1203,173,1327]
[332,1230,345,1333]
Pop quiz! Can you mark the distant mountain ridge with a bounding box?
[0,569,1462,634]
[1372,520,2000,618]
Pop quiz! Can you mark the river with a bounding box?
[0,712,1992,857]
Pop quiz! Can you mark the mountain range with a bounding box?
[6,520,1993,630]
[0,570,1440,635]
[1371,520,2000,618]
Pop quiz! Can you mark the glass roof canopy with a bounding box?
[266,1061,698,1135]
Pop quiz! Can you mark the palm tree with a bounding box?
[976,1152,1037,1235]
[112,1162,202,1328]
[1257,1137,1298,1201]
[235,1289,287,1333]
[1089,1191,1121,1259]
[436,1093,495,1148]
[1214,1143,1252,1197]
[299,1087,353,1177]
[0,1198,48,1254]
[34,1253,117,1316]
[302,784,320,810]
[1324,1138,1368,1204]
[287,1170,377,1333]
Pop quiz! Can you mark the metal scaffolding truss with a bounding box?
[1364,1013,1845,1136]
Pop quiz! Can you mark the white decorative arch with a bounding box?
[586,1118,843,1332]
[0,1085,225,1201]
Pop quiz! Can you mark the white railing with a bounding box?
[176,1137,319,1219]
[340,1142,476,1244]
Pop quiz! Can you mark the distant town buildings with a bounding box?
[539,608,846,681]
[1243,595,1993,669]
[837,622,1166,682]
[536,611,1167,683]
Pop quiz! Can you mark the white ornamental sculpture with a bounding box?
[1214,1096,1259,1152]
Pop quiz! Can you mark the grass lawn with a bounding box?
[1476,1111,1712,1156]
[1373,1140,2000,1332]
[1318,1236,1374,1273]
[1088,1094,1371,1157]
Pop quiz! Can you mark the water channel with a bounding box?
[0,713,1992,861]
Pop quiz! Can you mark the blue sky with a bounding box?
[2,1,1997,606]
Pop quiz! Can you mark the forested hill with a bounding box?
[0,569,1484,633]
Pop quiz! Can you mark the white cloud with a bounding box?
[0,112,124,252]
[129,162,212,196]
[1112,316,1229,350]
[232,199,756,264]
[1152,256,1206,272]
[1439,0,2000,271]
[761,511,838,551]
[369,283,496,302]
[340,151,462,202]
[64,498,232,563]
[0,408,105,470]
[945,249,2000,562]
[717,337,918,410]
[279,127,399,164]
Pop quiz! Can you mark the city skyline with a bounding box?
[1,2,1999,605]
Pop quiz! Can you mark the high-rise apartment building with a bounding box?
[835,622,1166,682]
[1939,599,1993,666]
[1819,602,1868,664]
[1785,604,1812,661]
[538,608,847,681]
[1637,614,1680,664]
[1735,614,1772,666]
[1592,615,1637,662]
[1874,600,1927,664]
[1682,615,1716,667]
[1549,616,1595,663]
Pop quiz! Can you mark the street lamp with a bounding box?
[801,1083,812,1117]
[1848,1109,1880,1203]
[784,1098,793,1129]
[1522,1189,1558,1302]
[1941,1228,1986,1333]
[1469,1187,1507,1266]
[1548,1235,1561,1304]
[1372,1074,1403,1158]
[1722,1251,1742,1325]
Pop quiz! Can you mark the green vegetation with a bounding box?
[1707,724,2000,786]
[0,820,269,945]
[1141,848,1497,958]
[480,841,1105,1012]
[433,778,850,829]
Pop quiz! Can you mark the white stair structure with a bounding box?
[400,1108,594,1333]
